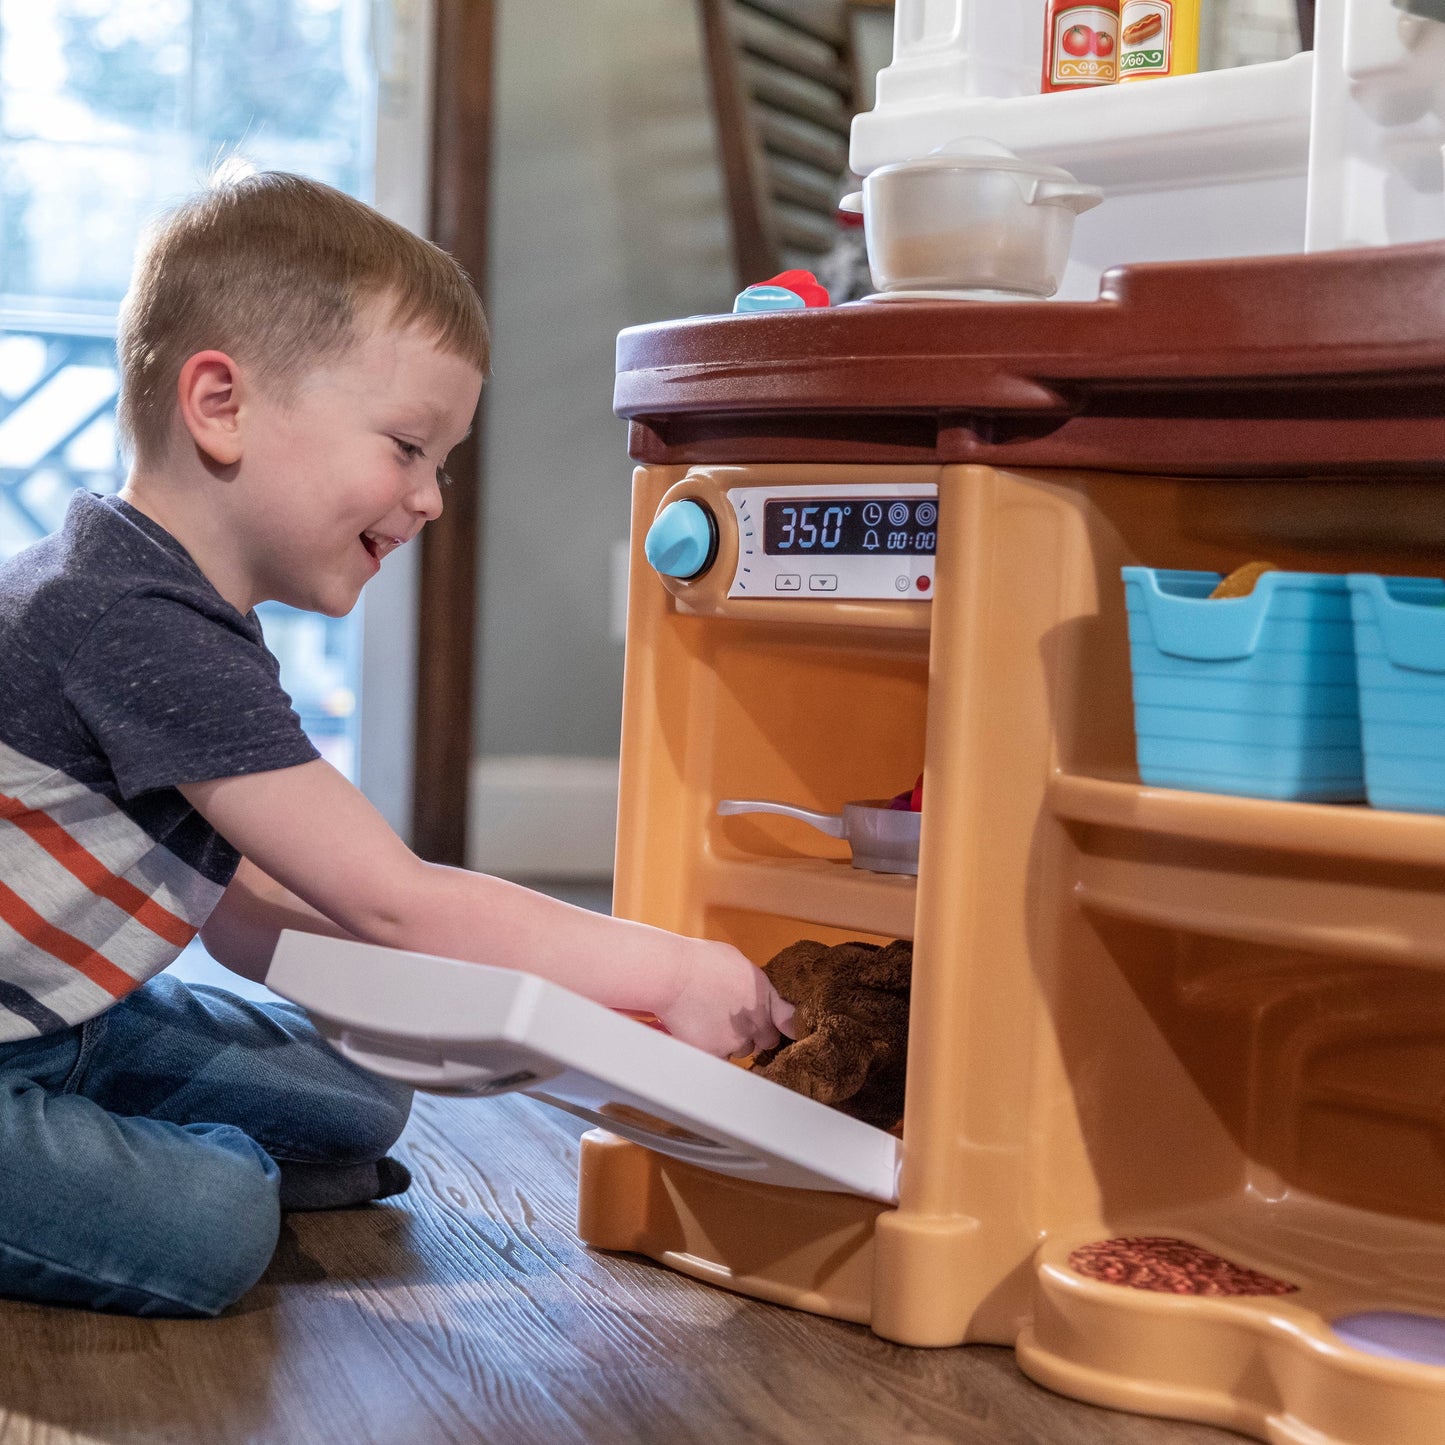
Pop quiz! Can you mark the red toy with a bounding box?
[759,270,830,308]
[887,772,924,812]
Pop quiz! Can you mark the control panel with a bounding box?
[723,482,938,601]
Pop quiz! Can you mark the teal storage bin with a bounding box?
[1122,567,1364,802]
[1347,574,1445,813]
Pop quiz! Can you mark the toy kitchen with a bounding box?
[268,2,1445,1441]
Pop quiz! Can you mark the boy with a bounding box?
[0,171,791,1319]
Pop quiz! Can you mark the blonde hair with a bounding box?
[117,169,490,464]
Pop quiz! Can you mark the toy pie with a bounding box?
[1068,1235,1298,1296]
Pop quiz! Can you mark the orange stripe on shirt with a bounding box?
[0,877,147,999]
[0,793,195,947]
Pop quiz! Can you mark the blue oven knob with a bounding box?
[644,499,717,579]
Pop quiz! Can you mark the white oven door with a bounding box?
[266,932,901,1205]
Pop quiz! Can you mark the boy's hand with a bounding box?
[657,940,796,1060]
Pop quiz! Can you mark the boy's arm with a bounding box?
[199,855,355,983]
[180,760,792,1058]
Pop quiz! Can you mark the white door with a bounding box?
[267,931,904,1204]
[0,0,436,836]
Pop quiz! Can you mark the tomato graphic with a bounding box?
[1093,30,1115,56]
[1061,24,1093,56]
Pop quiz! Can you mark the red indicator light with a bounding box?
[916,576,931,592]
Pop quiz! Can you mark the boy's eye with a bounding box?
[393,438,424,461]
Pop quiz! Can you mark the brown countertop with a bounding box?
[616,241,1445,476]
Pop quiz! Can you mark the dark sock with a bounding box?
[374,1156,412,1199]
[277,1156,413,1212]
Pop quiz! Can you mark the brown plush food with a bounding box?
[751,939,911,1131]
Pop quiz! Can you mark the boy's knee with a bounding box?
[147,1126,281,1317]
[346,1078,414,1162]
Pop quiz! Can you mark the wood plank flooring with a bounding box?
[0,1088,1243,1445]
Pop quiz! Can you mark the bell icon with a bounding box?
[863,530,880,550]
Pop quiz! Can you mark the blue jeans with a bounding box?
[0,973,412,1318]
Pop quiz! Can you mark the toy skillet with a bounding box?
[716,798,920,876]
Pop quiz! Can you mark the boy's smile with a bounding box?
[123,299,482,619]
[360,532,407,566]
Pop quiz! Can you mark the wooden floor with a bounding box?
[0,892,1242,1444]
[0,1088,1247,1445]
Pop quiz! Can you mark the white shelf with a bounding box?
[851,54,1314,194]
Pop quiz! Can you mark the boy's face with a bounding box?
[234,305,481,617]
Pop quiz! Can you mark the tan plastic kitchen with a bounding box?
[576,242,1445,1445]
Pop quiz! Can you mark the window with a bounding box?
[0,0,380,774]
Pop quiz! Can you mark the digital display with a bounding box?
[763,497,937,556]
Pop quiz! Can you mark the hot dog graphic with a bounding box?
[1122,11,1163,43]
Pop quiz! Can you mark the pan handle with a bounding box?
[716,798,848,839]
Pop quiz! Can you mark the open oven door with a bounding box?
[266,931,902,1205]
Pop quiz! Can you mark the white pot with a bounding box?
[845,139,1103,299]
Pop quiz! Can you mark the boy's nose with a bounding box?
[411,471,445,522]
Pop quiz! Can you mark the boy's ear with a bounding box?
[176,350,245,467]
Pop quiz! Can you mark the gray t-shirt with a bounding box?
[0,491,319,1040]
